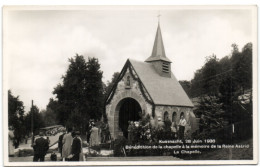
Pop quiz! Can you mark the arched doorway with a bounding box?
[118,98,142,138]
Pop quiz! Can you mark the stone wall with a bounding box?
[154,105,192,124]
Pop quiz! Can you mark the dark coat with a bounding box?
[58,133,65,149]
[33,137,49,155]
[71,137,81,155]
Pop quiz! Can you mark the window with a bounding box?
[127,76,130,86]
[172,112,177,123]
[180,112,184,118]
[162,62,169,73]
[164,111,169,121]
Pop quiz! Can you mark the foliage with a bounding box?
[190,43,253,137]
[24,105,45,135]
[8,90,26,147]
[189,43,252,98]
[104,72,120,99]
[194,96,226,132]
[40,109,58,127]
[179,80,191,97]
[50,54,104,133]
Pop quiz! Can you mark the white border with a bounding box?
[2,5,258,166]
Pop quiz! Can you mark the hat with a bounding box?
[75,131,80,135]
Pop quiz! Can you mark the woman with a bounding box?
[171,121,177,138]
[62,128,73,161]
[89,124,100,147]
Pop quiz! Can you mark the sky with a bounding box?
[4,6,255,111]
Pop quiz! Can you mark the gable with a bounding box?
[105,60,153,106]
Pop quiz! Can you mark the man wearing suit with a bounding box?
[32,132,49,162]
[69,131,82,161]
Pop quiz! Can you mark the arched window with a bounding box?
[172,112,177,123]
[180,112,184,118]
[127,76,130,86]
[164,111,169,121]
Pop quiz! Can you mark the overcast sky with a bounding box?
[4,6,254,111]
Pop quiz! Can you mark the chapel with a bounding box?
[105,22,197,139]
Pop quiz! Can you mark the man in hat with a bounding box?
[32,132,49,162]
[69,131,82,161]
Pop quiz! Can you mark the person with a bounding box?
[46,137,50,146]
[24,135,28,144]
[127,121,134,143]
[171,121,177,138]
[62,127,73,161]
[89,123,100,147]
[58,128,66,160]
[157,117,164,130]
[86,121,94,143]
[32,132,49,162]
[69,131,82,161]
[101,123,109,143]
[178,114,187,141]
[8,128,15,157]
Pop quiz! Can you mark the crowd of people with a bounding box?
[31,128,84,162]
[57,121,110,162]
[126,113,188,143]
[9,115,188,161]
[57,128,83,161]
[8,120,110,162]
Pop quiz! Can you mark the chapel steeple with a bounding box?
[145,22,172,78]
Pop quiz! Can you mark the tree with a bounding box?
[24,105,45,135]
[8,90,26,147]
[85,57,104,121]
[52,54,104,132]
[194,95,226,132]
[179,80,191,97]
[104,72,120,99]
[231,43,252,93]
[40,109,58,127]
[190,54,221,97]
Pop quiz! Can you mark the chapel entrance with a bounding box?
[118,98,142,138]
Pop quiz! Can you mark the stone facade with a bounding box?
[106,68,153,139]
[106,67,194,139]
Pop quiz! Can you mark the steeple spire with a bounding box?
[145,22,172,63]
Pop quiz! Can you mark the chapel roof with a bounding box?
[129,59,194,107]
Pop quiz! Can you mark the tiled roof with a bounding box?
[129,59,194,107]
